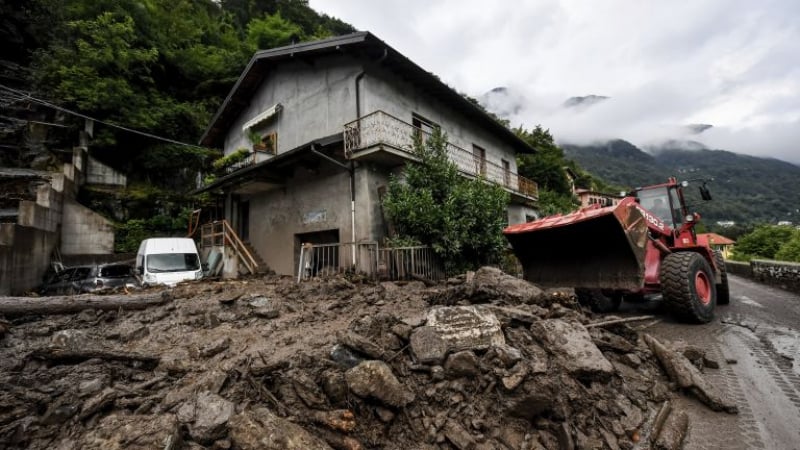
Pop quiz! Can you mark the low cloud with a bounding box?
[311,0,800,163]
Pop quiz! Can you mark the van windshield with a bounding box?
[146,253,200,272]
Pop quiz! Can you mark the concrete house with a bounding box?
[198,32,538,276]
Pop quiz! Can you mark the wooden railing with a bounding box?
[200,220,259,275]
[344,110,538,200]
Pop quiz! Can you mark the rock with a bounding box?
[427,306,505,352]
[41,404,79,425]
[508,390,554,420]
[471,266,543,303]
[337,331,387,360]
[501,362,529,391]
[485,305,548,327]
[199,337,231,358]
[410,326,448,365]
[644,334,738,414]
[320,370,348,404]
[444,420,476,450]
[119,325,150,343]
[51,329,88,350]
[229,407,333,450]
[179,391,235,443]
[345,360,414,407]
[653,409,688,450]
[444,351,480,378]
[310,409,356,433]
[196,370,228,394]
[590,328,635,353]
[80,414,181,450]
[390,322,413,341]
[247,296,280,318]
[292,372,328,409]
[78,378,107,397]
[375,407,395,423]
[483,344,523,368]
[330,344,367,369]
[531,319,614,380]
[703,355,720,369]
[622,353,642,368]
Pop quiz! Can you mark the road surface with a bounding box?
[620,274,800,450]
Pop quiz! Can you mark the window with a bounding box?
[472,145,486,176]
[412,113,437,141]
[502,159,511,186]
[253,131,277,155]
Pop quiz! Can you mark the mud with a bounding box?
[0,269,738,449]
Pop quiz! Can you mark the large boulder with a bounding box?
[470,266,543,303]
[530,319,614,380]
[427,305,505,352]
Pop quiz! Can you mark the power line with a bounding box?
[0,83,214,151]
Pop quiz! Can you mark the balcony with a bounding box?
[344,110,538,202]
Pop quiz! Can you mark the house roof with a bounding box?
[199,32,535,154]
[697,232,736,246]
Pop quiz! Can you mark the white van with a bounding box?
[136,238,203,286]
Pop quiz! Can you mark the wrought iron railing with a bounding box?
[296,242,444,282]
[344,110,538,199]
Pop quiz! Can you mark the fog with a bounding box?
[311,0,800,164]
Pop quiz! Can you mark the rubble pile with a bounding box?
[0,267,735,449]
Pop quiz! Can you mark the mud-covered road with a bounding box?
[620,275,800,450]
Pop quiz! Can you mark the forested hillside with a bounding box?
[563,140,800,225]
[0,0,354,246]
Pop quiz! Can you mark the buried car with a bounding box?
[40,264,139,295]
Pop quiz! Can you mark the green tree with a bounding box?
[775,233,800,262]
[732,225,797,261]
[382,129,509,273]
[245,12,303,52]
[514,125,572,195]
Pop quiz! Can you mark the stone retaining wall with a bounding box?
[725,259,800,294]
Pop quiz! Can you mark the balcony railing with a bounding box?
[344,110,538,200]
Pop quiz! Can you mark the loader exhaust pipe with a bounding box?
[504,203,649,290]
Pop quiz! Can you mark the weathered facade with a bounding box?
[199,32,538,276]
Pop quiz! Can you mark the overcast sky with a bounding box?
[310,0,800,164]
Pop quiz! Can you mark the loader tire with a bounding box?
[575,288,622,313]
[660,252,716,323]
[713,250,730,305]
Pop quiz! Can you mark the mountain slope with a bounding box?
[563,141,800,224]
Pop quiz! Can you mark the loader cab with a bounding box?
[635,186,685,229]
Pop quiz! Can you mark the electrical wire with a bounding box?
[0,83,214,151]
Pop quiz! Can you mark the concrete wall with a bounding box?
[60,200,115,255]
[0,224,58,295]
[362,67,521,179]
[86,156,127,186]
[223,54,362,156]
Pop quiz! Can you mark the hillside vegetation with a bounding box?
[563,140,800,226]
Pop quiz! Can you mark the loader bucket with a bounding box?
[504,203,649,290]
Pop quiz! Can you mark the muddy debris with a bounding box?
[0,268,736,449]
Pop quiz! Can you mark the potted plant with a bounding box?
[248,129,267,151]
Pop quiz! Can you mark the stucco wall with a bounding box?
[361,67,521,179]
[245,163,353,276]
[223,55,362,156]
[0,224,58,295]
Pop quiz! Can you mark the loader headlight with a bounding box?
[685,214,694,222]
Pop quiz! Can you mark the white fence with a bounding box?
[297,242,443,282]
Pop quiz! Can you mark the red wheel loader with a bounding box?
[503,177,729,323]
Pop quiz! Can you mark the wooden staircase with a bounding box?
[199,220,269,275]
[241,241,269,274]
